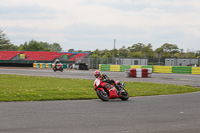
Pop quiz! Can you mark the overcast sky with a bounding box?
[1,0,200,51]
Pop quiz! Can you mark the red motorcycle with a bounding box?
[93,78,129,101]
[53,63,63,72]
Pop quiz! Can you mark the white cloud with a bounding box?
[1,0,200,51]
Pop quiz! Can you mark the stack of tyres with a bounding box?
[52,64,55,68]
[33,63,37,68]
[148,68,153,77]
[130,69,136,77]
[36,63,40,68]
[127,68,152,78]
[143,66,153,77]
[142,68,148,77]
[45,63,49,68]
[63,64,67,68]
[48,63,52,68]
[136,69,142,77]
[42,63,46,68]
[125,69,131,77]
[39,63,43,68]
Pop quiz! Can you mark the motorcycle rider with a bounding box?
[53,59,60,68]
[94,70,122,93]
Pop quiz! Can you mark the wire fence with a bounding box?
[77,57,200,69]
[79,57,152,69]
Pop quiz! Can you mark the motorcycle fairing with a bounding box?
[101,82,118,98]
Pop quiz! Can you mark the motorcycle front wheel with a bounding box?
[96,89,109,101]
[53,67,56,72]
[120,89,129,101]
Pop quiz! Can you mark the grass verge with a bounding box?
[0,74,200,102]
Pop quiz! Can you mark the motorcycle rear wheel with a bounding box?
[96,89,109,101]
[120,89,129,101]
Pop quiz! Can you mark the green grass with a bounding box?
[0,74,200,102]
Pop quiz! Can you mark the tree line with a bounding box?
[1,29,199,63]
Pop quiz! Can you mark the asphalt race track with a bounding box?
[1,68,200,87]
[0,68,200,133]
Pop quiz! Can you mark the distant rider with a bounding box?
[54,59,60,68]
[94,70,122,92]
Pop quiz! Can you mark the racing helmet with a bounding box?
[55,59,60,63]
[94,70,101,78]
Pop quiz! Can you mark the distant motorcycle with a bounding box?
[53,63,63,72]
[93,78,129,101]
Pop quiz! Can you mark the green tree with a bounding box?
[0,29,10,46]
[49,43,62,51]
[155,43,180,58]
[161,43,179,54]
[19,40,62,51]
[19,42,28,51]
[0,29,19,50]
[0,44,19,50]
[68,49,75,52]
[127,43,154,58]
[91,49,100,58]
[128,51,143,57]
[128,43,145,53]
[118,45,128,58]
[155,47,163,58]
[142,44,154,56]
[185,49,196,58]
[21,40,46,51]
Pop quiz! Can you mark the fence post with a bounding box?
[131,58,132,65]
[92,58,93,69]
[96,57,98,69]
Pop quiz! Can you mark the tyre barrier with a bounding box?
[99,64,153,72]
[33,63,67,69]
[33,63,87,69]
[126,68,152,78]
[39,63,43,68]
[100,64,200,75]
[153,66,172,73]
[192,67,200,74]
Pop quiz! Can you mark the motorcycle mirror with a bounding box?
[122,82,125,87]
